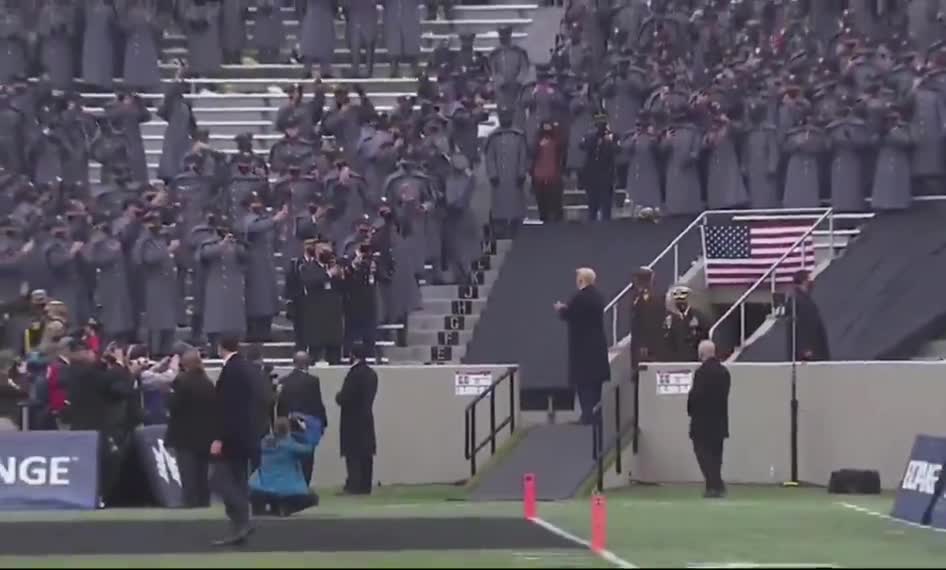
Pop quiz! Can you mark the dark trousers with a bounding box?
[576,383,603,425]
[251,491,317,517]
[148,329,174,358]
[212,458,251,531]
[344,318,377,358]
[692,437,725,493]
[533,181,564,223]
[344,453,373,494]
[587,187,614,222]
[177,448,211,508]
[246,317,273,343]
[301,451,314,486]
[309,344,342,365]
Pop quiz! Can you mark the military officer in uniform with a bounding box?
[134,212,181,357]
[664,286,711,362]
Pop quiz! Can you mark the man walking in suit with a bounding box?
[687,340,731,499]
[336,343,378,495]
[554,267,610,425]
[210,334,257,546]
[277,351,329,485]
[789,270,830,361]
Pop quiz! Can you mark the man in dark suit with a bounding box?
[277,351,328,485]
[554,267,610,425]
[789,270,830,361]
[629,267,666,364]
[336,343,378,495]
[166,349,217,508]
[687,340,731,499]
[210,334,257,546]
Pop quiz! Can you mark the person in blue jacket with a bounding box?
[249,413,322,517]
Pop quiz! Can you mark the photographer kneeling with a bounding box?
[249,414,323,517]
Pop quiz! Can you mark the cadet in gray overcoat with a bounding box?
[908,77,946,192]
[741,105,780,209]
[85,225,135,341]
[383,0,421,77]
[341,0,378,78]
[782,123,827,209]
[105,93,152,184]
[488,27,530,110]
[871,111,914,211]
[484,110,529,236]
[134,215,180,356]
[81,0,116,89]
[0,2,29,83]
[296,0,336,78]
[197,230,248,344]
[253,0,285,64]
[38,0,79,90]
[383,160,436,279]
[442,153,479,285]
[238,197,288,342]
[157,78,196,183]
[661,117,704,216]
[704,117,748,210]
[116,0,161,91]
[621,119,661,211]
[220,0,247,64]
[45,219,91,325]
[827,113,871,212]
[177,0,223,77]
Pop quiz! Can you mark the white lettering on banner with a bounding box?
[901,460,942,495]
[455,371,493,397]
[0,457,74,486]
[152,439,182,486]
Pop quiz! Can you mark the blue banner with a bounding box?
[891,435,946,526]
[0,431,99,510]
[133,425,184,509]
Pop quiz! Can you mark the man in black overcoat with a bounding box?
[687,340,731,499]
[336,343,378,495]
[629,267,666,365]
[277,351,328,485]
[285,240,346,364]
[788,270,830,361]
[554,267,610,425]
[209,334,257,546]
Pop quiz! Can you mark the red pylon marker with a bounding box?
[591,494,607,553]
[523,473,537,520]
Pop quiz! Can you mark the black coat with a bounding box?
[67,363,135,434]
[165,368,217,454]
[789,288,830,361]
[558,285,610,386]
[336,361,377,457]
[213,353,258,460]
[687,357,730,442]
[277,368,328,430]
[629,288,665,364]
[285,258,345,346]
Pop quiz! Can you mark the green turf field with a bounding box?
[3,485,946,568]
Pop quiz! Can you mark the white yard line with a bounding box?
[687,564,840,569]
[837,501,946,534]
[529,516,638,569]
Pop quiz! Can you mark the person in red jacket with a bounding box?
[530,120,566,223]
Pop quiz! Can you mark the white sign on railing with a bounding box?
[455,371,493,396]
[656,370,693,396]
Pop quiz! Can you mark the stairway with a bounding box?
[739,204,946,362]
[69,3,540,365]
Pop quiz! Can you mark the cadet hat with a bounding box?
[498,25,513,37]
[459,32,475,44]
[234,132,254,144]
[671,286,691,301]
[30,289,48,305]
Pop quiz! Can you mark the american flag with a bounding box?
[703,222,815,286]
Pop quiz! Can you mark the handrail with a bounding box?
[464,366,518,478]
[603,207,834,347]
[708,209,834,346]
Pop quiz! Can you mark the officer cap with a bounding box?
[671,286,691,301]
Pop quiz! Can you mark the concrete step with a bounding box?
[406,328,474,348]
[420,297,489,315]
[407,312,480,332]
[420,283,492,301]
[383,343,467,364]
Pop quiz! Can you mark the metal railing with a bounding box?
[603,207,836,347]
[464,366,518,478]
[708,209,834,347]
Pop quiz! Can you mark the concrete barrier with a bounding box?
[627,361,946,490]
[211,364,517,489]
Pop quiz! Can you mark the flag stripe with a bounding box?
[704,222,815,286]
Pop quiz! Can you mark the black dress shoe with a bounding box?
[211,534,247,547]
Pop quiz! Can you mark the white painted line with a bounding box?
[837,502,946,534]
[687,564,840,569]
[529,516,638,569]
